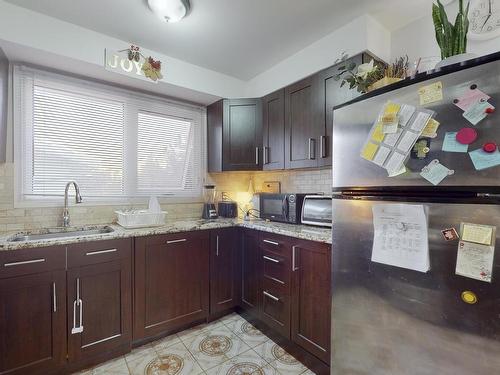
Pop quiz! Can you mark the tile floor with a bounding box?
[73,313,317,375]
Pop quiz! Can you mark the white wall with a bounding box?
[392,4,500,64]
[246,15,391,97]
[0,1,246,100]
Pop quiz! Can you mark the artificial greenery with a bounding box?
[432,0,470,60]
[334,53,384,93]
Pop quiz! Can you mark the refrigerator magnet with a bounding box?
[411,138,431,159]
[441,228,459,241]
[463,101,495,125]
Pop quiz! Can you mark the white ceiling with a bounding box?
[4,0,434,80]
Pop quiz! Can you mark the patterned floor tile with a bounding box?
[205,350,270,375]
[92,356,129,375]
[233,320,268,348]
[253,339,307,375]
[151,334,182,353]
[252,339,283,364]
[300,370,318,375]
[177,320,226,342]
[153,342,204,375]
[125,348,158,375]
[256,362,283,375]
[183,325,252,371]
[125,343,157,363]
[222,315,249,333]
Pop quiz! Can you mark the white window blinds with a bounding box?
[14,66,206,202]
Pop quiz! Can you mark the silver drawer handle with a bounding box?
[263,255,280,264]
[71,278,84,334]
[255,147,259,165]
[166,239,187,244]
[263,291,280,302]
[53,282,57,313]
[263,239,279,246]
[216,235,219,257]
[85,248,117,256]
[292,245,299,271]
[4,258,46,267]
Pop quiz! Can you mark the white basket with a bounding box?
[115,210,167,229]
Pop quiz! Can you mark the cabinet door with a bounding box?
[262,89,285,170]
[134,231,210,340]
[223,99,263,171]
[0,271,66,375]
[291,239,331,364]
[240,229,261,317]
[67,257,132,363]
[317,53,377,167]
[285,76,320,169]
[207,100,223,173]
[210,228,239,315]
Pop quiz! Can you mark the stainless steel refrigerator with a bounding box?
[331,54,500,375]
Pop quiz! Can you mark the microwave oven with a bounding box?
[259,193,307,224]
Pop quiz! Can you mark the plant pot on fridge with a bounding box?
[432,0,476,69]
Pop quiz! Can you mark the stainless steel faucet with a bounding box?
[62,181,83,227]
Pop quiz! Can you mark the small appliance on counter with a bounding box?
[301,195,332,227]
[259,193,306,224]
[218,200,238,218]
[202,184,218,219]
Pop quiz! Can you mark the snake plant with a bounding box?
[432,0,470,59]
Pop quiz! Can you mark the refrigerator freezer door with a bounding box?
[332,59,500,190]
[331,198,500,375]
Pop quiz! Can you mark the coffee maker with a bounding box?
[202,185,218,219]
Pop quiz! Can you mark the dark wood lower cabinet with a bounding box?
[240,229,261,317]
[134,231,210,340]
[210,228,240,315]
[0,270,66,375]
[291,239,331,364]
[66,239,132,364]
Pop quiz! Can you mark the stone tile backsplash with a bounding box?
[0,162,331,232]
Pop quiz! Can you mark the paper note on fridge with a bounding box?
[469,148,500,170]
[418,81,443,105]
[371,204,430,273]
[461,223,494,246]
[455,240,494,283]
[454,87,490,111]
[462,101,495,125]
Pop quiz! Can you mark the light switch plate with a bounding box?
[261,181,281,193]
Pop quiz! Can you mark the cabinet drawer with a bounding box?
[261,278,290,338]
[0,246,65,279]
[262,250,288,285]
[142,230,208,247]
[260,232,290,255]
[67,239,131,268]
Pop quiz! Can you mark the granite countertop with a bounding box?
[0,218,332,251]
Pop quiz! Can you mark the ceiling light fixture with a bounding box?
[147,0,191,23]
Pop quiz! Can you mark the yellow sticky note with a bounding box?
[385,102,401,114]
[462,223,494,245]
[418,81,443,105]
[421,118,440,138]
[371,124,385,142]
[361,142,379,161]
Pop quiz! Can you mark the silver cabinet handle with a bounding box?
[255,147,259,165]
[216,235,219,257]
[292,246,299,271]
[166,239,187,244]
[71,277,84,334]
[320,135,326,158]
[263,255,280,263]
[263,146,269,165]
[52,282,57,313]
[4,258,45,267]
[308,138,316,160]
[263,239,279,246]
[263,291,280,302]
[85,248,117,256]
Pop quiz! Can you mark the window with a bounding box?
[14,66,205,204]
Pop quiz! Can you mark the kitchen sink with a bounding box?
[8,226,115,242]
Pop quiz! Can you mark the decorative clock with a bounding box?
[468,0,500,40]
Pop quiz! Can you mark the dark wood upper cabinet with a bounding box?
[262,89,285,170]
[0,247,66,375]
[240,229,261,318]
[210,228,240,315]
[66,239,132,365]
[317,52,383,167]
[291,239,331,364]
[207,98,263,172]
[134,231,210,340]
[284,75,321,169]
